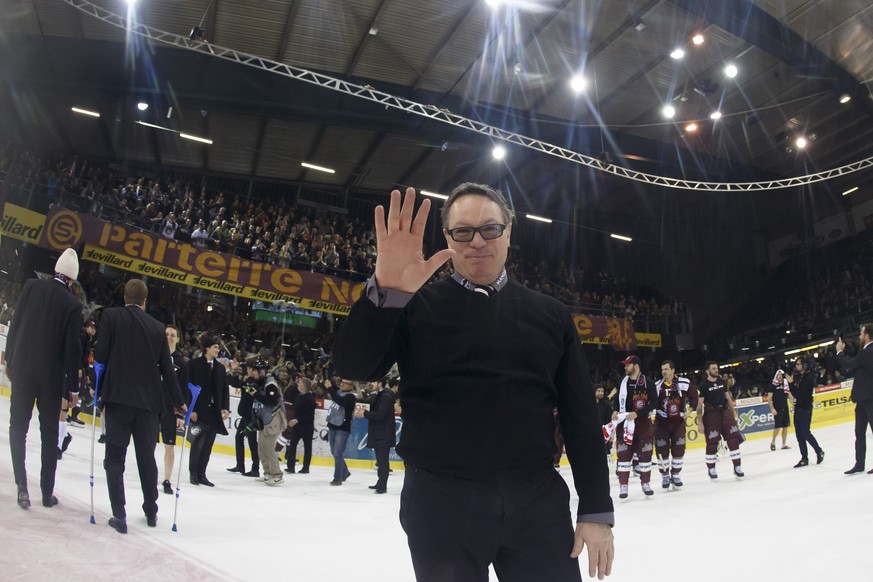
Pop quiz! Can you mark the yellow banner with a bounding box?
[81,245,355,316]
[1,203,45,243]
[580,331,662,348]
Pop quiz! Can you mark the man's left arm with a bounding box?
[553,313,614,578]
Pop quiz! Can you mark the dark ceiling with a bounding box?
[2,0,873,339]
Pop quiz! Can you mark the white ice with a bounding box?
[0,397,867,582]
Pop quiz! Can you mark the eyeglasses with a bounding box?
[445,223,507,243]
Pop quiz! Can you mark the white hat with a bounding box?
[54,248,79,280]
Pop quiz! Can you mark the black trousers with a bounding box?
[103,402,160,519]
[399,466,581,582]
[853,398,873,467]
[374,445,390,489]
[9,378,62,499]
[189,423,217,479]
[793,408,821,460]
[234,418,259,471]
[287,423,313,470]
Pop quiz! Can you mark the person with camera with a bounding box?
[787,357,824,468]
[249,360,286,486]
[227,363,260,478]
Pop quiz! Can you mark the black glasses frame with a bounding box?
[445,223,508,242]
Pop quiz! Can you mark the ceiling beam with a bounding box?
[345,0,391,77]
[274,0,302,62]
[344,131,386,189]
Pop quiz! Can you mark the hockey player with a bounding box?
[613,355,658,498]
[654,360,698,489]
[696,361,744,478]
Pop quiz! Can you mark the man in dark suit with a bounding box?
[837,324,873,474]
[355,377,397,493]
[7,248,83,509]
[286,376,316,474]
[187,336,229,487]
[95,279,185,534]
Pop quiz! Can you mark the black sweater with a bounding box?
[334,277,613,520]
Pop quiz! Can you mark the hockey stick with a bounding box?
[88,361,105,524]
[171,383,201,532]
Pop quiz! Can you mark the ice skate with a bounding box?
[733,465,744,478]
[661,474,671,489]
[619,484,628,499]
[641,482,654,496]
[708,467,718,479]
[671,475,683,488]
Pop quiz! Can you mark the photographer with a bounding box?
[249,360,286,486]
[227,364,260,478]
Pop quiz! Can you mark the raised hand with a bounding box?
[373,187,456,293]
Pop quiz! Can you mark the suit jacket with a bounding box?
[837,343,873,403]
[163,349,189,414]
[6,277,83,396]
[364,388,397,448]
[94,305,183,414]
[187,356,230,435]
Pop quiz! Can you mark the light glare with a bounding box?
[71,107,100,118]
[670,48,685,60]
[692,34,704,45]
[301,162,335,174]
[492,145,506,160]
[662,105,675,119]
[724,64,738,78]
[570,75,587,93]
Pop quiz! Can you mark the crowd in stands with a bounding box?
[3,145,850,402]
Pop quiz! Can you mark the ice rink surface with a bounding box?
[0,398,867,582]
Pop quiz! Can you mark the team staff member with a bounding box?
[355,377,397,493]
[767,370,794,451]
[334,184,614,581]
[95,279,185,533]
[7,248,83,509]
[696,361,744,479]
[228,363,260,478]
[286,376,316,474]
[187,336,230,487]
[836,327,873,474]
[614,356,658,499]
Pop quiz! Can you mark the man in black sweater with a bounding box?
[355,377,397,493]
[334,184,614,581]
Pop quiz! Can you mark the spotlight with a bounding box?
[137,102,149,111]
[724,64,738,78]
[670,48,685,60]
[839,94,851,104]
[709,111,722,121]
[685,122,698,133]
[189,26,204,41]
[662,105,675,119]
[795,136,808,149]
[692,34,704,45]
[513,62,522,74]
[492,145,506,160]
[570,75,587,93]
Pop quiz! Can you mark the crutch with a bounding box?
[88,362,105,524]
[171,383,201,532]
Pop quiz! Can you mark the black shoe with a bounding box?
[57,448,63,461]
[61,433,73,452]
[226,466,243,473]
[68,415,85,427]
[284,467,296,474]
[98,434,106,444]
[368,485,380,489]
[342,471,351,482]
[868,468,873,475]
[793,458,809,468]
[146,514,157,527]
[770,443,776,451]
[243,470,260,477]
[17,486,30,509]
[162,480,173,495]
[298,468,310,474]
[845,465,865,475]
[198,476,215,487]
[108,516,128,534]
[816,450,825,465]
[374,488,387,494]
[42,495,58,507]
[190,476,200,485]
